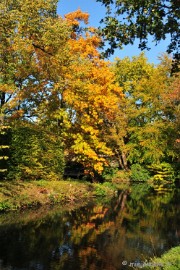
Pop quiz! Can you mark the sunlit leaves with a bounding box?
[112,53,179,167]
[1,0,178,180]
[0,0,70,120]
[59,10,123,174]
[97,0,180,64]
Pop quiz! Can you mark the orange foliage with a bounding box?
[65,8,89,26]
[62,10,123,174]
[1,5,123,176]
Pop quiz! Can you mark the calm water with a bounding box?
[0,184,179,270]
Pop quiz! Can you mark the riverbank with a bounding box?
[0,179,128,212]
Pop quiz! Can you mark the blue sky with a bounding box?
[57,0,170,64]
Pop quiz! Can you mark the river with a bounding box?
[0,184,179,270]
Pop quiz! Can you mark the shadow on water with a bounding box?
[0,184,179,270]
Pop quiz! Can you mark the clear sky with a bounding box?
[57,0,171,64]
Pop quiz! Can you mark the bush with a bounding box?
[147,162,176,191]
[130,164,150,182]
[94,184,106,197]
[148,162,175,182]
[94,182,116,197]
[102,166,118,181]
[145,246,180,269]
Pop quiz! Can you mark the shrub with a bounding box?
[130,164,150,182]
[144,246,180,269]
[0,201,11,212]
[94,184,106,197]
[102,166,118,181]
[147,162,176,191]
[148,162,175,182]
[94,182,116,197]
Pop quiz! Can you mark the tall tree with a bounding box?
[60,10,123,176]
[0,0,70,180]
[108,53,179,169]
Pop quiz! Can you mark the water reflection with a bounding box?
[0,184,179,270]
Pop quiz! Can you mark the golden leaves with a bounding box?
[1,3,123,175]
[65,9,89,26]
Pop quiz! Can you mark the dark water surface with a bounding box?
[0,184,179,270]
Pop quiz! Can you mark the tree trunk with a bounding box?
[0,92,5,108]
[121,151,128,171]
[115,149,129,171]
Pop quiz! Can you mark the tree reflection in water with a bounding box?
[0,184,179,270]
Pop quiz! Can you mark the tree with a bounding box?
[0,0,70,121]
[161,71,180,165]
[96,0,180,65]
[108,53,179,169]
[0,0,71,180]
[1,3,123,179]
[61,10,123,176]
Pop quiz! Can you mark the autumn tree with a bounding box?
[1,2,124,179]
[60,10,123,177]
[108,53,179,169]
[0,0,70,121]
[0,0,71,180]
[160,70,180,164]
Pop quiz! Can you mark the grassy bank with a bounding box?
[0,179,124,212]
[143,246,180,270]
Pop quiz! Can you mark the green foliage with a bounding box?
[102,166,118,181]
[97,0,179,65]
[130,164,150,182]
[145,246,180,270]
[0,201,11,211]
[130,183,151,201]
[94,182,117,197]
[7,123,65,180]
[94,184,106,197]
[102,181,116,190]
[111,53,179,172]
[0,0,69,181]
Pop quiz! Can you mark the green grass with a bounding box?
[0,179,119,212]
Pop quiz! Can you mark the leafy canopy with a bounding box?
[96,0,180,62]
[108,53,179,169]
